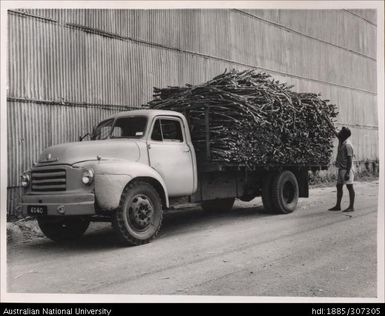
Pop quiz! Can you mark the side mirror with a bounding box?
[79,132,90,142]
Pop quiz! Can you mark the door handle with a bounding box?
[183,146,190,152]
[147,144,151,149]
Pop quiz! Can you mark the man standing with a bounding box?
[329,127,355,212]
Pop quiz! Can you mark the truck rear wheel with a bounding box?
[262,172,276,213]
[201,198,235,212]
[112,181,163,246]
[37,217,90,242]
[271,170,299,214]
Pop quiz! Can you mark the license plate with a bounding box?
[28,205,47,216]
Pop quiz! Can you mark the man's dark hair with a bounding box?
[342,127,351,137]
[338,127,351,141]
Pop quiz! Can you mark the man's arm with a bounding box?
[344,144,354,181]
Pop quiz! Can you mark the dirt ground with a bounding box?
[6,180,380,298]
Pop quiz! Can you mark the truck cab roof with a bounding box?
[105,109,185,121]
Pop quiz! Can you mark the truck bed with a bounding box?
[197,160,329,173]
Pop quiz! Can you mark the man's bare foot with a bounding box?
[328,206,341,211]
[342,207,354,213]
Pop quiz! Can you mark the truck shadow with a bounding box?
[159,204,273,239]
[13,204,273,252]
[18,225,121,251]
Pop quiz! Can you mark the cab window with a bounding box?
[110,116,147,139]
[151,119,183,142]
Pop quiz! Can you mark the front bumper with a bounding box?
[21,193,95,216]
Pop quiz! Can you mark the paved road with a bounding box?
[7,181,379,297]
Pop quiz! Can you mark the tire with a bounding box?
[271,170,299,214]
[201,198,235,212]
[37,217,90,242]
[261,172,276,213]
[112,181,163,246]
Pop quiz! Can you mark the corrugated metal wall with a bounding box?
[7,9,377,216]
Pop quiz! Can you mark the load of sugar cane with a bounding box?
[145,69,338,167]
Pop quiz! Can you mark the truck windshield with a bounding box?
[93,119,114,140]
[93,116,148,140]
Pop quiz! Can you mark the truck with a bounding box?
[21,109,314,246]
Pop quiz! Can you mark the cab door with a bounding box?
[147,116,194,197]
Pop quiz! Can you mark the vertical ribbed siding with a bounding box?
[6,9,378,216]
[346,9,377,25]
[17,9,377,60]
[240,9,377,59]
[8,10,377,97]
[10,9,376,92]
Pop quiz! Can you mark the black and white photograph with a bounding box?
[0,0,384,305]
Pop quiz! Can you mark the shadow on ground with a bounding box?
[8,203,273,252]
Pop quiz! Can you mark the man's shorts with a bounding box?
[337,169,354,185]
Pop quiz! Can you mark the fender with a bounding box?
[93,160,170,211]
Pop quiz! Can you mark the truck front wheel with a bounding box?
[37,217,90,242]
[112,181,163,246]
[201,198,235,212]
[271,170,299,214]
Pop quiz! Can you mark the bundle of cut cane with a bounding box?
[145,69,338,167]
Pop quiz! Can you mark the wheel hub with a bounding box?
[129,195,154,229]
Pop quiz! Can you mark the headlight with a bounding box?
[21,172,31,187]
[81,168,94,185]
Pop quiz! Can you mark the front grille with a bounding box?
[31,168,66,192]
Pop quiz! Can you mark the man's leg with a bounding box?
[343,184,355,212]
[329,184,343,211]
